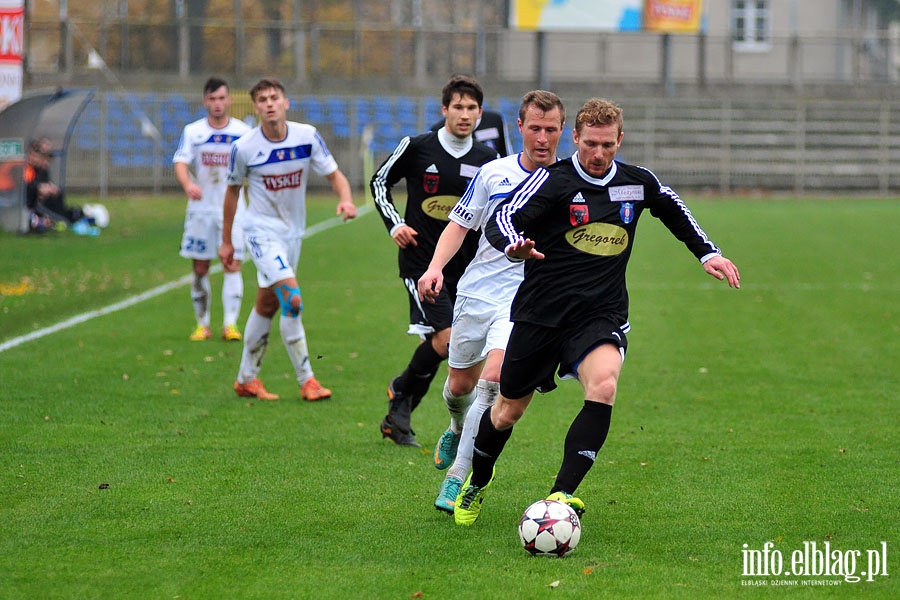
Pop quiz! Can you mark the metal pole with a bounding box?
[661,33,673,97]
[99,92,108,198]
[176,0,188,80]
[59,0,73,80]
[235,0,244,81]
[697,31,706,89]
[476,2,485,77]
[413,0,425,83]
[119,0,128,70]
[789,0,800,90]
[537,31,548,90]
[294,0,307,83]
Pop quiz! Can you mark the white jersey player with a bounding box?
[219,77,356,403]
[417,91,567,514]
[174,77,251,342]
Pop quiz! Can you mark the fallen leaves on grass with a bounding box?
[0,277,35,296]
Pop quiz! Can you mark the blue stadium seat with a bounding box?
[424,97,442,125]
[498,97,519,124]
[395,96,419,133]
[325,96,351,138]
[301,96,324,123]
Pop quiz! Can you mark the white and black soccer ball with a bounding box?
[517,499,581,557]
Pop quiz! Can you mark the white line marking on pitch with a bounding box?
[0,206,373,354]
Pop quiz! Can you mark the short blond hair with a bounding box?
[519,90,565,125]
[575,98,623,136]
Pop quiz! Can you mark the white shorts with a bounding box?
[246,232,303,288]
[180,210,245,261]
[447,296,513,369]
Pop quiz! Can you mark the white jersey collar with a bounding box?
[438,127,473,159]
[572,155,618,186]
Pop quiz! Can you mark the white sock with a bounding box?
[281,314,314,384]
[222,271,243,327]
[191,273,211,327]
[447,379,499,483]
[237,309,271,383]
[443,377,476,434]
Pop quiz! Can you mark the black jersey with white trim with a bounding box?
[371,130,498,280]
[485,156,721,328]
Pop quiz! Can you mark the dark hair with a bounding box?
[519,90,565,125]
[203,77,229,95]
[441,74,483,108]
[249,77,287,102]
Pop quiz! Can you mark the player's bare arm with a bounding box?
[418,221,470,302]
[218,184,241,268]
[174,162,202,200]
[702,255,741,289]
[326,169,357,221]
[505,237,545,261]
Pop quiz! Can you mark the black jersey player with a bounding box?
[372,74,499,447]
[454,98,741,525]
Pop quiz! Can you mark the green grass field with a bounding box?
[1,194,897,599]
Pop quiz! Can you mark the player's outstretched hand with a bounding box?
[703,255,741,289]
[417,267,443,303]
[505,237,545,261]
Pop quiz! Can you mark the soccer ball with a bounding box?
[517,499,581,557]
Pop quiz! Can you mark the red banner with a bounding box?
[0,7,24,63]
[643,0,704,33]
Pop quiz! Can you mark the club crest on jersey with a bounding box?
[276,150,285,161]
[620,202,634,224]
[570,204,589,226]
[424,173,439,194]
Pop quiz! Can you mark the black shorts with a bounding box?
[404,276,457,335]
[499,318,629,399]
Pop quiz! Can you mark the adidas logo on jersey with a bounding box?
[572,192,586,203]
[499,177,512,187]
[426,163,439,173]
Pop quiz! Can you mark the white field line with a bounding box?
[0,206,373,354]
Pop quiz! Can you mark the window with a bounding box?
[732,0,771,51]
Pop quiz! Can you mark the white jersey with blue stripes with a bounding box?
[450,153,537,305]
[173,116,252,214]
[227,121,339,237]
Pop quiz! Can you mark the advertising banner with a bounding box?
[510,0,642,32]
[509,0,704,33]
[0,0,24,110]
[643,0,704,33]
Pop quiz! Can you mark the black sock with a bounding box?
[394,338,444,398]
[551,401,613,495]
[471,408,513,488]
[410,370,437,412]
